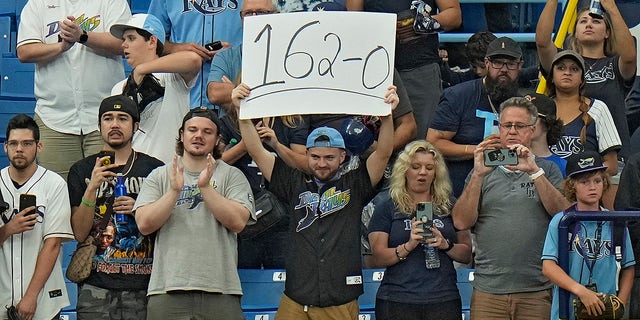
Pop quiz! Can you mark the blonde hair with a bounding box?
[389,140,452,216]
[568,7,616,56]
[563,169,610,203]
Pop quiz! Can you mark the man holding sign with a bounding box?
[235,83,398,319]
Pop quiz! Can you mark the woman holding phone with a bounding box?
[367,140,472,320]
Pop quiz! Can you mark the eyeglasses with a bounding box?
[240,10,273,18]
[6,139,37,149]
[488,59,520,70]
[499,123,534,132]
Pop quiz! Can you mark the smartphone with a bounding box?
[483,148,518,167]
[19,194,37,214]
[205,41,223,51]
[98,150,116,167]
[416,202,433,239]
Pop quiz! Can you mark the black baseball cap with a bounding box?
[181,106,221,130]
[486,36,522,60]
[566,151,607,177]
[99,95,140,122]
[523,92,556,119]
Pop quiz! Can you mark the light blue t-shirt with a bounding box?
[542,211,635,320]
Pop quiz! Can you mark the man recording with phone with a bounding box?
[453,97,570,319]
[67,95,164,319]
[0,114,74,320]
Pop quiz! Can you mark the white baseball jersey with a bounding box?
[0,166,74,320]
[17,0,131,135]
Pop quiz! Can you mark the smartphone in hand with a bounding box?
[205,41,223,51]
[19,194,37,214]
[416,202,433,239]
[98,150,116,169]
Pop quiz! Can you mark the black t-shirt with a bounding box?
[67,151,164,290]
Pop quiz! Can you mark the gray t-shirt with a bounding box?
[134,160,255,296]
[469,158,563,294]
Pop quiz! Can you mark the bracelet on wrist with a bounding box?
[441,238,454,252]
[395,246,407,261]
[402,243,410,253]
[81,196,96,207]
[529,168,545,181]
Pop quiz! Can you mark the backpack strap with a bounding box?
[612,221,625,262]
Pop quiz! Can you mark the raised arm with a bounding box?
[234,84,277,182]
[366,87,398,186]
[536,0,561,73]
[600,0,637,80]
[434,0,462,31]
[133,51,202,84]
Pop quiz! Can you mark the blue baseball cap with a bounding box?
[110,14,165,45]
[306,127,345,149]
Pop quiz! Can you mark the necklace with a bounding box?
[487,94,498,116]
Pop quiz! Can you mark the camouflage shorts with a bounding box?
[76,284,147,320]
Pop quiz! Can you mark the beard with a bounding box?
[485,73,520,105]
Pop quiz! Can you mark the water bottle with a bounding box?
[114,173,127,224]
[424,245,440,269]
[589,0,604,18]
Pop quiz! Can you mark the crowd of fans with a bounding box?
[2,0,640,319]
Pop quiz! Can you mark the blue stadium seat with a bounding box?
[358,310,376,320]
[359,268,384,311]
[60,311,77,320]
[62,240,77,270]
[0,0,15,15]
[462,309,471,320]
[243,311,277,320]
[456,268,474,313]
[0,99,35,139]
[0,16,11,55]
[0,57,34,98]
[64,281,78,311]
[14,0,27,16]
[130,0,152,14]
[238,269,285,311]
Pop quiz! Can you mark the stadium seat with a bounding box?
[460,4,487,33]
[60,311,77,320]
[0,16,11,55]
[243,310,277,320]
[358,310,376,320]
[0,99,35,139]
[14,0,27,16]
[456,268,474,313]
[238,269,285,311]
[63,281,78,311]
[0,0,15,15]
[130,0,152,14]
[359,268,384,311]
[61,240,77,270]
[0,57,34,98]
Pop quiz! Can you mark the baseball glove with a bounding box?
[122,71,165,114]
[573,294,624,319]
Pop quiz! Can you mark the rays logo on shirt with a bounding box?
[175,181,216,209]
[570,225,612,260]
[585,61,615,84]
[294,187,351,232]
[182,0,239,15]
[551,135,584,158]
[46,14,101,38]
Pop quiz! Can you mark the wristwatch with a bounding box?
[79,30,88,44]
[442,238,454,252]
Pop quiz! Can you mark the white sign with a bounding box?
[240,11,396,119]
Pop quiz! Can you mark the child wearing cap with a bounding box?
[541,151,634,319]
[109,13,202,164]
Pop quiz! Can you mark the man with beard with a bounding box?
[427,36,523,197]
[134,107,254,320]
[67,95,164,320]
[0,114,74,320]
